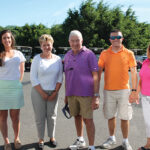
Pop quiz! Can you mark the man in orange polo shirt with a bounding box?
[98,29,137,150]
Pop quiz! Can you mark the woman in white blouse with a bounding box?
[0,30,26,150]
[30,34,63,149]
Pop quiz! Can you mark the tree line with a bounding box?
[0,0,150,54]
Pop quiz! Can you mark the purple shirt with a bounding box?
[64,46,98,96]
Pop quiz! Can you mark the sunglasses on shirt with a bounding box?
[110,36,122,40]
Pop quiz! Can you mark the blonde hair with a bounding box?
[39,34,54,45]
[147,45,150,59]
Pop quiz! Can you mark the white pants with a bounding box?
[141,94,150,137]
[31,88,58,140]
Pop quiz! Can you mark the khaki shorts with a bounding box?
[103,89,132,120]
[68,96,93,119]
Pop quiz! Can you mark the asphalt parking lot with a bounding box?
[0,72,146,150]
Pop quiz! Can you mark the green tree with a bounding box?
[60,0,150,53]
[15,24,50,47]
[51,24,65,52]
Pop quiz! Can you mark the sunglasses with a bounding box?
[62,103,72,119]
[110,36,122,40]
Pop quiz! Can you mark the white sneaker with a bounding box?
[69,139,86,149]
[102,137,116,149]
[88,147,95,150]
[122,142,133,150]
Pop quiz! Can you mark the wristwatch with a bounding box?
[131,89,137,92]
[94,93,100,97]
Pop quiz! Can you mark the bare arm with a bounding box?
[129,66,138,103]
[92,71,99,94]
[135,79,141,104]
[91,71,100,110]
[20,62,25,82]
[64,77,68,104]
[130,66,138,89]
[137,79,141,94]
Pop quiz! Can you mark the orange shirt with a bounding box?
[98,45,136,90]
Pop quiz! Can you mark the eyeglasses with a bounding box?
[110,36,122,40]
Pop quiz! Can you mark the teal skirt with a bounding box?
[0,80,24,110]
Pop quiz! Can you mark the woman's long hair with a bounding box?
[0,30,15,66]
[147,45,150,59]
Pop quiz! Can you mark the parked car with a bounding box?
[15,46,32,71]
[142,55,147,61]
[135,55,147,70]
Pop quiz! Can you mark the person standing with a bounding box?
[98,29,137,150]
[132,45,150,150]
[64,30,99,150]
[0,30,26,150]
[30,34,63,149]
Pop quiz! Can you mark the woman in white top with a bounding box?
[0,30,26,150]
[30,34,63,149]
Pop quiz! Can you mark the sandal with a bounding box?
[4,143,12,150]
[14,140,22,149]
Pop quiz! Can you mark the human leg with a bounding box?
[0,110,9,144]
[68,96,84,137]
[141,95,150,149]
[117,90,132,150]
[108,117,116,136]
[102,90,119,148]
[80,96,95,149]
[10,109,22,149]
[101,118,117,149]
[83,118,95,146]
[31,88,46,143]
[47,91,58,147]
[103,90,117,136]
[10,109,20,141]
[121,120,129,138]
[68,96,85,148]
[121,119,133,150]
[75,115,84,137]
[68,115,86,149]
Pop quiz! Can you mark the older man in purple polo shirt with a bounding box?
[64,30,100,150]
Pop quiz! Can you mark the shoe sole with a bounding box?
[69,145,86,150]
[101,142,117,149]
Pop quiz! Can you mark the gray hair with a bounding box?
[69,30,83,40]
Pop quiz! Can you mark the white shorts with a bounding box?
[141,94,150,137]
[103,89,132,120]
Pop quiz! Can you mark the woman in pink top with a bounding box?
[136,45,150,150]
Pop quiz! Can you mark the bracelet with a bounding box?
[131,89,137,92]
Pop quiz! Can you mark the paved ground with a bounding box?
[0,72,146,150]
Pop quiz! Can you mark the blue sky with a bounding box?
[0,0,150,27]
